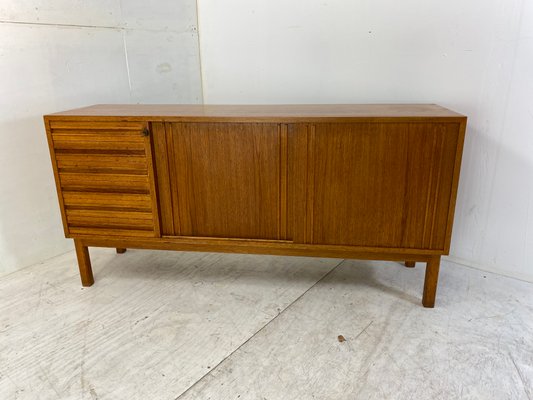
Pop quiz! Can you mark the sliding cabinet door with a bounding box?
[295,122,461,250]
[152,122,290,241]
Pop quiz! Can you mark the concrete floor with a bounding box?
[0,248,532,400]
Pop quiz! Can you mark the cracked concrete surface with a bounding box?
[0,248,532,399]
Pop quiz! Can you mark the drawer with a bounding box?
[68,227,155,237]
[52,133,146,152]
[56,153,148,173]
[50,121,147,153]
[62,192,152,211]
[66,209,154,228]
[58,172,150,192]
[47,119,159,238]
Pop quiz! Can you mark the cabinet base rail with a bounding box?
[73,238,442,308]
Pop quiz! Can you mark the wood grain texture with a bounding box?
[167,123,182,235]
[443,119,467,253]
[310,122,407,247]
[62,192,152,210]
[59,172,150,192]
[44,118,70,236]
[80,235,441,263]
[70,227,155,237]
[287,124,309,243]
[56,153,148,173]
[66,209,154,230]
[73,239,93,286]
[152,122,177,235]
[405,123,460,251]
[46,104,466,121]
[47,120,158,238]
[307,122,460,250]
[305,125,316,244]
[279,124,288,240]
[423,256,441,308]
[144,124,161,237]
[52,133,146,151]
[167,122,284,240]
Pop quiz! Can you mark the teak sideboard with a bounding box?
[44,104,467,308]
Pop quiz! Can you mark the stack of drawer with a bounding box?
[47,120,157,237]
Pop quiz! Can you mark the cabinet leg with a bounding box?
[422,256,441,308]
[116,248,127,254]
[404,261,416,268]
[74,239,94,287]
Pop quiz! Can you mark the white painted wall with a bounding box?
[2,0,531,283]
[0,1,202,276]
[197,0,533,281]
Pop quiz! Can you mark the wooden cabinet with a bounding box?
[44,104,466,307]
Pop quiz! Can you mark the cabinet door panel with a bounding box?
[307,122,459,250]
[156,122,287,240]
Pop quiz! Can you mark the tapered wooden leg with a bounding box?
[404,261,416,268]
[422,256,441,308]
[116,248,127,254]
[74,239,94,287]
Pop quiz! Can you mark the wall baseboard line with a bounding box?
[445,255,533,284]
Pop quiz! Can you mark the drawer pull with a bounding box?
[142,128,150,137]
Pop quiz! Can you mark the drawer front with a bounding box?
[47,120,159,238]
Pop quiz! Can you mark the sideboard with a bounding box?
[44,104,466,307]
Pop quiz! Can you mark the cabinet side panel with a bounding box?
[428,124,460,249]
[443,120,467,253]
[44,117,70,237]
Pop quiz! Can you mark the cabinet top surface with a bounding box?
[46,104,466,121]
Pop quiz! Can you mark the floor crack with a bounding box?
[174,259,346,399]
[353,320,374,341]
[510,353,532,400]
